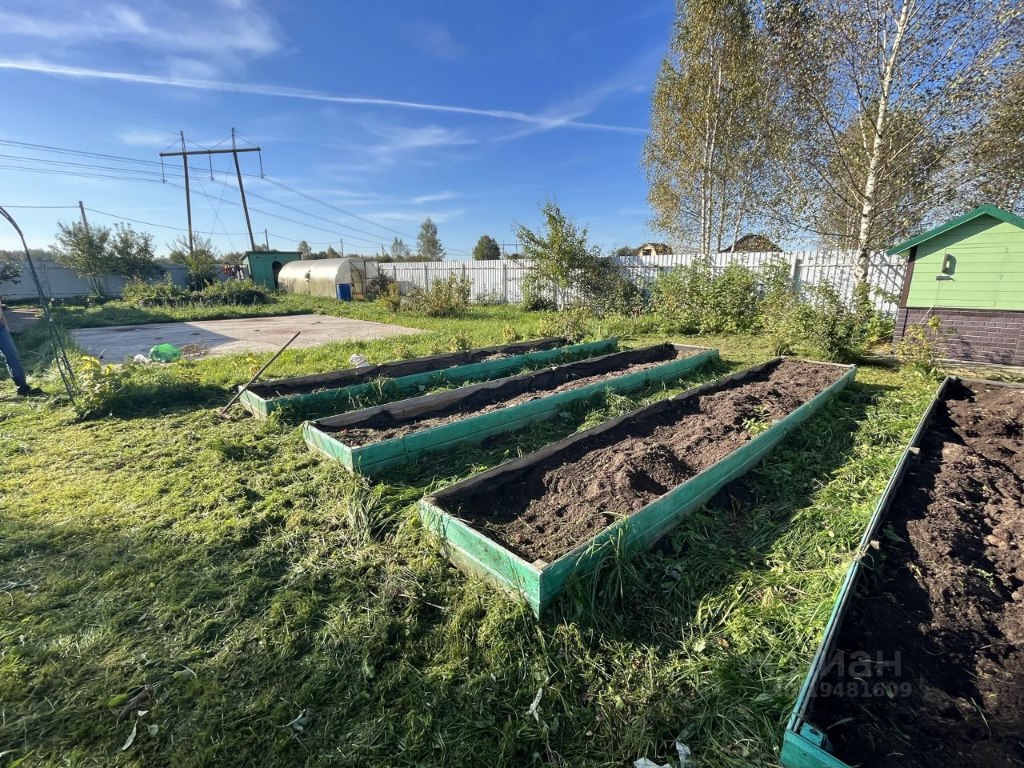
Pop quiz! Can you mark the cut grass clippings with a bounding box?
[0,301,942,767]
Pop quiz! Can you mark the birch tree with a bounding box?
[643,0,785,253]
[968,62,1024,212]
[767,0,1022,283]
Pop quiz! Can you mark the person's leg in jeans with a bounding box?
[0,321,29,391]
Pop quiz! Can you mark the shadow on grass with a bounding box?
[550,380,898,642]
[82,380,231,419]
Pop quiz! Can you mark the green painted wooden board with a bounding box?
[419,359,856,615]
[779,375,1024,768]
[239,337,617,419]
[303,344,719,475]
[905,216,1024,310]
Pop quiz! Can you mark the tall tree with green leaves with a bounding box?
[416,218,444,261]
[390,237,412,260]
[472,235,500,261]
[168,235,219,290]
[0,253,24,285]
[968,62,1024,213]
[296,240,312,258]
[644,0,784,253]
[766,0,1021,283]
[108,224,160,280]
[54,221,113,294]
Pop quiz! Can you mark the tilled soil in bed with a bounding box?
[449,359,844,563]
[813,380,1024,768]
[331,351,686,446]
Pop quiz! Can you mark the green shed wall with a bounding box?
[243,252,302,290]
[905,216,1024,310]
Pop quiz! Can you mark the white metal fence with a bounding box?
[0,259,190,300]
[382,251,907,315]
[3,251,907,315]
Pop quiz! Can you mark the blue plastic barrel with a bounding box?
[336,283,353,301]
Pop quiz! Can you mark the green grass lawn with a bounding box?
[0,298,942,767]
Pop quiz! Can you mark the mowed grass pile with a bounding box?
[0,299,938,766]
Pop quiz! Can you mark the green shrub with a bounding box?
[449,331,472,351]
[861,312,896,348]
[710,262,760,332]
[896,315,951,374]
[406,275,472,317]
[73,355,157,417]
[473,289,506,306]
[197,280,270,305]
[377,281,402,313]
[651,257,759,333]
[650,259,710,332]
[519,277,558,311]
[502,323,523,344]
[365,274,395,301]
[763,283,861,361]
[538,303,593,342]
[121,276,190,307]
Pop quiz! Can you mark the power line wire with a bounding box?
[85,207,250,235]
[0,140,472,254]
[0,138,445,244]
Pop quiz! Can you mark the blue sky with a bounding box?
[0,1,672,257]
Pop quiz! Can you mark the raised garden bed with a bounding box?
[782,377,1024,768]
[419,358,856,614]
[303,343,719,476]
[239,337,617,419]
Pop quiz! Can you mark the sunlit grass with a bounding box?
[0,302,941,767]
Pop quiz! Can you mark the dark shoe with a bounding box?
[16,385,44,397]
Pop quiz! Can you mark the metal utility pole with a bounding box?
[340,239,344,258]
[160,130,261,254]
[231,128,257,251]
[78,200,90,234]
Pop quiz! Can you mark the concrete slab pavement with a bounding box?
[71,314,422,360]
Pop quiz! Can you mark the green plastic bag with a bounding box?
[149,343,182,363]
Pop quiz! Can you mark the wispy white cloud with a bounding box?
[0,1,280,57]
[0,58,646,134]
[490,48,660,143]
[405,21,465,59]
[365,208,465,224]
[116,128,180,147]
[412,191,459,204]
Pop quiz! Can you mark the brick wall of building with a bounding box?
[894,307,1024,365]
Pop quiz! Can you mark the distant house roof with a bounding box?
[637,242,672,255]
[887,204,1024,256]
[720,234,781,253]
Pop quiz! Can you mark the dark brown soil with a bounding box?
[331,349,685,446]
[448,359,844,563]
[812,380,1024,768]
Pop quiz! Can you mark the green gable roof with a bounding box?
[887,204,1024,256]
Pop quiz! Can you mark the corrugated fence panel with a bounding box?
[0,260,190,300]
[382,253,905,314]
[3,254,906,315]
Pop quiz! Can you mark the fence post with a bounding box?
[502,261,508,302]
[789,252,802,291]
[423,263,429,290]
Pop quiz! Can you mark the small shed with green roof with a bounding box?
[890,204,1024,365]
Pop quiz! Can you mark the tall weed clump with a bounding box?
[405,275,472,317]
[651,257,761,333]
[653,256,892,362]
